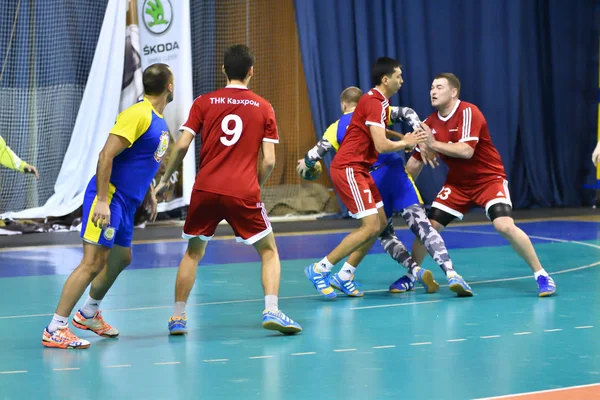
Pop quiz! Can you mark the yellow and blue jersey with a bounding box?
[107,97,170,204]
[80,97,170,248]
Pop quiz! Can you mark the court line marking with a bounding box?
[291,352,316,356]
[1,217,596,252]
[480,335,501,339]
[447,338,467,342]
[447,228,600,251]
[333,348,356,352]
[372,345,396,349]
[474,382,600,399]
[543,329,563,333]
[0,370,27,374]
[249,355,273,359]
[350,300,443,310]
[514,332,532,336]
[104,364,131,368]
[53,367,80,371]
[410,342,432,346]
[575,326,593,329]
[0,233,599,321]
[203,359,228,363]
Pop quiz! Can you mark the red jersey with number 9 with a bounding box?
[180,85,279,202]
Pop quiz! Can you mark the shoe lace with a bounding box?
[58,328,79,342]
[94,311,113,329]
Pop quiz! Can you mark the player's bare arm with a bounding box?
[405,156,425,179]
[422,122,474,159]
[370,125,427,154]
[156,131,195,194]
[148,184,158,222]
[259,141,276,187]
[385,129,404,140]
[93,134,130,229]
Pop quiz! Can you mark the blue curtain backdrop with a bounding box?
[295,0,598,210]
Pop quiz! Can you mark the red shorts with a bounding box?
[329,166,383,219]
[432,176,512,220]
[183,190,272,245]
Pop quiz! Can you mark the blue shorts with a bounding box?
[80,178,137,248]
[370,160,422,217]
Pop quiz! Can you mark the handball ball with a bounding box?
[303,161,323,181]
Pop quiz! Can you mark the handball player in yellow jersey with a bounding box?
[42,64,174,349]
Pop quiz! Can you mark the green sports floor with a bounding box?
[1,218,599,399]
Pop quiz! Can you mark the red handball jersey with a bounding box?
[180,85,279,202]
[331,88,389,170]
[414,100,506,185]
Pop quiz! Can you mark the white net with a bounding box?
[0,0,338,219]
[189,0,339,216]
[0,0,108,214]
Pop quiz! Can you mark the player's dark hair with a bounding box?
[434,73,461,97]
[340,87,362,105]
[224,44,255,81]
[371,57,402,86]
[143,63,172,96]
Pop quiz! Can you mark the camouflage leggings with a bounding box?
[379,204,454,274]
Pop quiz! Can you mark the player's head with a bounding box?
[431,73,461,109]
[371,57,403,97]
[340,86,362,113]
[143,63,174,103]
[223,44,255,84]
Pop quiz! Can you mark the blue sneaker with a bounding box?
[448,274,473,297]
[262,310,302,335]
[304,264,336,298]
[415,268,440,294]
[389,275,415,293]
[330,273,364,297]
[537,275,556,297]
[168,315,188,335]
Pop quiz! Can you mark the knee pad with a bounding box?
[427,207,456,227]
[487,203,512,221]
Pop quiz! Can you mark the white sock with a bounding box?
[81,295,101,318]
[337,262,356,281]
[48,314,69,332]
[406,271,416,282]
[265,295,278,312]
[446,269,458,279]
[314,257,334,273]
[173,301,186,317]
[534,269,548,279]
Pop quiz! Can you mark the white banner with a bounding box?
[1,0,127,220]
[138,0,195,211]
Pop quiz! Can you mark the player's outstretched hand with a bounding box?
[296,158,308,177]
[593,142,600,167]
[419,144,440,168]
[154,179,171,195]
[403,130,428,148]
[23,164,39,180]
[419,122,434,146]
[92,200,111,229]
